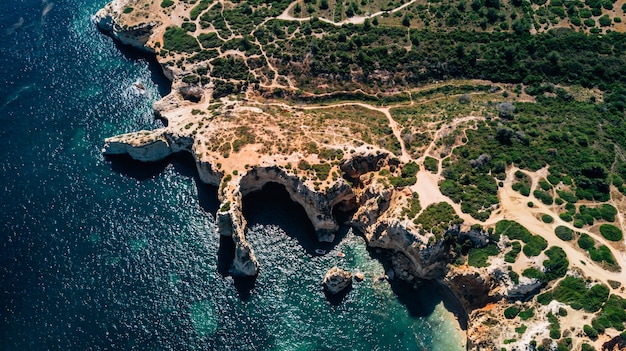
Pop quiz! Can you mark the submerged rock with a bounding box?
[323,267,353,294]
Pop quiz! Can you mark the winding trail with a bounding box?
[277,0,419,26]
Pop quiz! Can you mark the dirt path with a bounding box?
[277,0,418,25]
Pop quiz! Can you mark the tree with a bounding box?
[402,14,411,27]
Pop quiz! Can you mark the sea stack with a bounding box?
[322,267,353,294]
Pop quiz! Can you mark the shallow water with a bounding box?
[0,1,464,349]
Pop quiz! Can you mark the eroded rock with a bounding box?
[323,267,353,294]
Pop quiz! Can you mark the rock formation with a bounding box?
[323,267,353,294]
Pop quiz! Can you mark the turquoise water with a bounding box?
[0,1,464,349]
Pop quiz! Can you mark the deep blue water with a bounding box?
[0,1,463,349]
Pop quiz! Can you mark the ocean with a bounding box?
[0,0,464,349]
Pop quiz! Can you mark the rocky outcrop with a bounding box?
[323,267,353,294]
[444,269,501,311]
[102,131,193,162]
[351,182,451,281]
[93,3,159,54]
[216,180,260,276]
[340,151,388,180]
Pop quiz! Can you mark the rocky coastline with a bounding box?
[95,1,626,349]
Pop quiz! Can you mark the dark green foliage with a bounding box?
[190,0,211,20]
[534,189,554,205]
[198,33,223,48]
[504,306,520,319]
[542,214,554,223]
[539,179,552,191]
[555,226,573,241]
[414,202,462,237]
[523,235,548,257]
[550,276,609,312]
[548,312,561,339]
[123,6,133,13]
[522,267,545,281]
[468,244,499,267]
[401,193,421,219]
[496,220,532,242]
[509,270,520,284]
[163,26,200,53]
[537,291,553,305]
[182,22,197,32]
[504,241,522,263]
[599,224,623,241]
[212,81,237,98]
[599,14,612,26]
[559,212,572,222]
[588,245,616,266]
[583,324,598,339]
[161,0,174,8]
[389,162,419,187]
[519,308,534,320]
[424,156,438,173]
[577,233,595,250]
[600,204,617,222]
[557,190,577,204]
[543,246,568,282]
[211,57,252,81]
[581,343,595,351]
[591,295,626,332]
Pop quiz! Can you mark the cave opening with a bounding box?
[242,182,350,254]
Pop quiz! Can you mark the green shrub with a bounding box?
[543,246,568,282]
[600,204,617,222]
[123,6,134,13]
[534,189,553,205]
[559,212,572,222]
[599,224,623,241]
[555,226,573,241]
[578,233,595,250]
[504,306,520,319]
[537,292,553,305]
[414,202,462,238]
[542,214,554,223]
[504,241,522,263]
[591,295,626,332]
[161,0,174,8]
[468,244,499,267]
[523,235,548,257]
[523,267,545,281]
[581,343,595,351]
[551,276,609,312]
[496,220,531,242]
[519,308,535,320]
[424,156,438,172]
[509,270,520,284]
[583,324,598,339]
[163,26,200,53]
[573,219,585,228]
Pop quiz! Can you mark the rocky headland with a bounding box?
[94,0,626,349]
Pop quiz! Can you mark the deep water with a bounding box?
[0,1,464,349]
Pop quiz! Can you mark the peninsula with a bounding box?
[95,0,626,349]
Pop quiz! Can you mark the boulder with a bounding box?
[322,267,353,294]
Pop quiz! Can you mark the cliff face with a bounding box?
[93,4,159,54]
[350,181,452,281]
